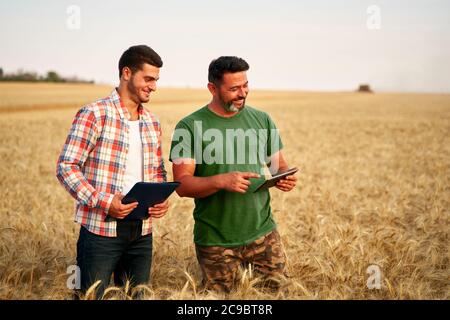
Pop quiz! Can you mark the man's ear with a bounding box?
[121,67,132,81]
[207,82,216,96]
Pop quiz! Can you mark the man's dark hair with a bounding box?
[118,45,163,78]
[208,56,249,85]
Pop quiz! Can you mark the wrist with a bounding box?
[212,174,224,189]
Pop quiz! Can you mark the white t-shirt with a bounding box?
[122,120,143,195]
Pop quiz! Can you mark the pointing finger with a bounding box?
[242,172,260,179]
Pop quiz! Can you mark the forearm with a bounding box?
[275,165,290,174]
[268,150,290,175]
[176,174,223,198]
[56,162,113,212]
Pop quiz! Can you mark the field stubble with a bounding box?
[0,83,448,299]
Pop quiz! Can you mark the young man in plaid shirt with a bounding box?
[56,45,168,299]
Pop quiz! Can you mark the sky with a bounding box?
[0,0,449,92]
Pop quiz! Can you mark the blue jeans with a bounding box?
[76,220,152,299]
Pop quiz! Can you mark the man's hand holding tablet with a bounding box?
[109,182,180,220]
[275,168,298,192]
[254,167,298,192]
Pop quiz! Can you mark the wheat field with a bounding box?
[0,82,448,300]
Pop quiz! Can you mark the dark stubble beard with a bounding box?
[218,92,246,113]
[127,75,147,104]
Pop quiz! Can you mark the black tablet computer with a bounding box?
[254,167,298,192]
[119,182,180,220]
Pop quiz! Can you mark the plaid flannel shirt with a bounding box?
[56,89,166,237]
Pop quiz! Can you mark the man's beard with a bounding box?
[127,76,148,104]
[219,93,246,113]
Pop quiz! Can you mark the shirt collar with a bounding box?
[110,88,147,120]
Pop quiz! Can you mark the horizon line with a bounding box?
[1,81,449,95]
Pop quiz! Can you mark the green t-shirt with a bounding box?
[169,105,283,247]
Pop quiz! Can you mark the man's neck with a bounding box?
[117,85,139,120]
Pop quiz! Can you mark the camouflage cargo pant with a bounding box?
[195,229,287,293]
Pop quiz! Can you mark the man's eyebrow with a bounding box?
[145,76,159,81]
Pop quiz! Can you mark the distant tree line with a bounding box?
[0,67,94,84]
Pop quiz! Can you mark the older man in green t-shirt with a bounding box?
[169,56,297,292]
